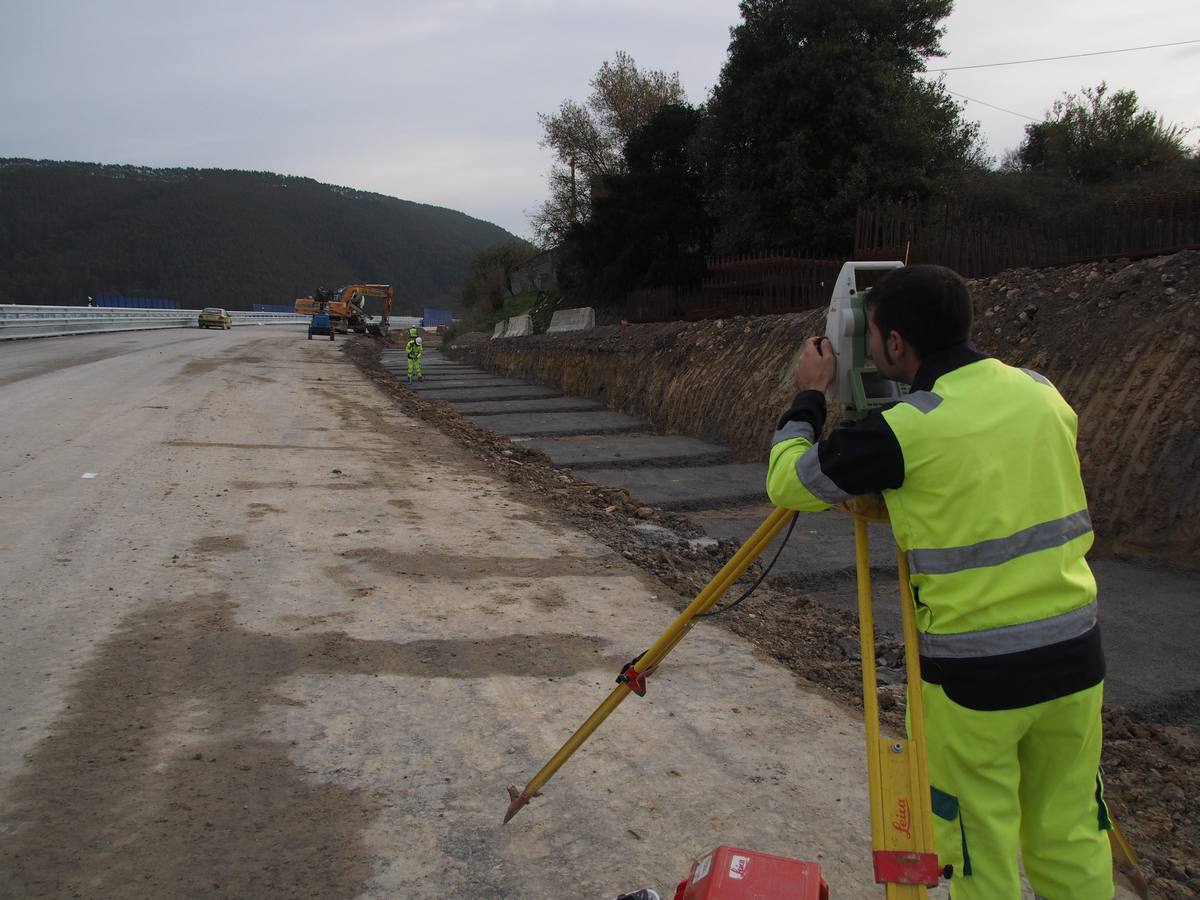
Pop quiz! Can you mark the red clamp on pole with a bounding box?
[872,850,941,886]
[616,663,648,697]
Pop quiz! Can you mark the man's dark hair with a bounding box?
[865,264,973,358]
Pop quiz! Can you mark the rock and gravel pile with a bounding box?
[967,250,1199,568]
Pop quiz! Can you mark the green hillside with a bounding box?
[0,159,525,313]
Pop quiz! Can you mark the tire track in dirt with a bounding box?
[0,592,620,899]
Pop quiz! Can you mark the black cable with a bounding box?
[615,512,801,689]
[926,39,1200,72]
[696,511,799,618]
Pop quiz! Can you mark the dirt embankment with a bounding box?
[349,336,1199,899]
[448,251,1200,570]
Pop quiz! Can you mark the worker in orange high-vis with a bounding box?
[767,265,1111,900]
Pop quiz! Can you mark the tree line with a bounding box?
[506,0,1197,308]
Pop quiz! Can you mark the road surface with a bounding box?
[0,329,884,898]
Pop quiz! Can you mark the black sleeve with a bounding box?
[775,391,905,495]
[817,408,905,494]
[776,390,827,433]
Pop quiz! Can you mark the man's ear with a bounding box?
[887,329,903,357]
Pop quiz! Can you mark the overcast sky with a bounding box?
[2,1,1196,240]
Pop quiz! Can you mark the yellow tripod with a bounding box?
[503,504,1145,896]
[502,503,939,894]
[504,506,796,823]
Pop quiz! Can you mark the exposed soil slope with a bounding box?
[448,251,1200,570]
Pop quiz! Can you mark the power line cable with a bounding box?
[926,38,1200,72]
[942,88,1038,121]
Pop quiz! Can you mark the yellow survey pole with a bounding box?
[503,505,795,823]
[854,517,888,852]
[897,550,936,867]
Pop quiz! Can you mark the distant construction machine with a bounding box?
[294,284,393,336]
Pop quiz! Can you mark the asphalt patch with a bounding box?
[191,535,250,554]
[339,548,623,580]
[246,503,283,520]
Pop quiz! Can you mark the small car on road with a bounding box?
[198,308,232,330]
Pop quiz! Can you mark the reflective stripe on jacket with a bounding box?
[880,358,1096,640]
[766,344,1103,709]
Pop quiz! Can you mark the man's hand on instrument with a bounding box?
[793,336,836,393]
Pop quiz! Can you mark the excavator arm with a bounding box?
[338,284,393,336]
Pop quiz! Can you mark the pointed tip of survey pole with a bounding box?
[503,784,533,824]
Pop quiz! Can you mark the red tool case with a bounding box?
[674,846,829,899]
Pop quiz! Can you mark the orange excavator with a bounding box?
[294,284,393,336]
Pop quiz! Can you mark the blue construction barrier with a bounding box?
[422,307,455,326]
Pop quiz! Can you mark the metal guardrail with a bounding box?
[0,305,309,340]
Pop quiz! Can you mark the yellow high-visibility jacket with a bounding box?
[767,345,1103,710]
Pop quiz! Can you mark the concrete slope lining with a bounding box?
[396,351,756,511]
[465,411,651,437]
[418,386,563,402]
[379,337,1200,724]
[409,378,536,391]
[578,463,769,511]
[450,398,607,416]
[521,434,735,470]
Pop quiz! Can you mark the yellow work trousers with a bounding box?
[921,681,1113,900]
[407,356,422,377]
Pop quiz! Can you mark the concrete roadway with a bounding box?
[406,348,1200,727]
[0,328,891,899]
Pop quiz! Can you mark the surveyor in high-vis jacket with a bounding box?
[406,335,423,384]
[767,265,1110,900]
